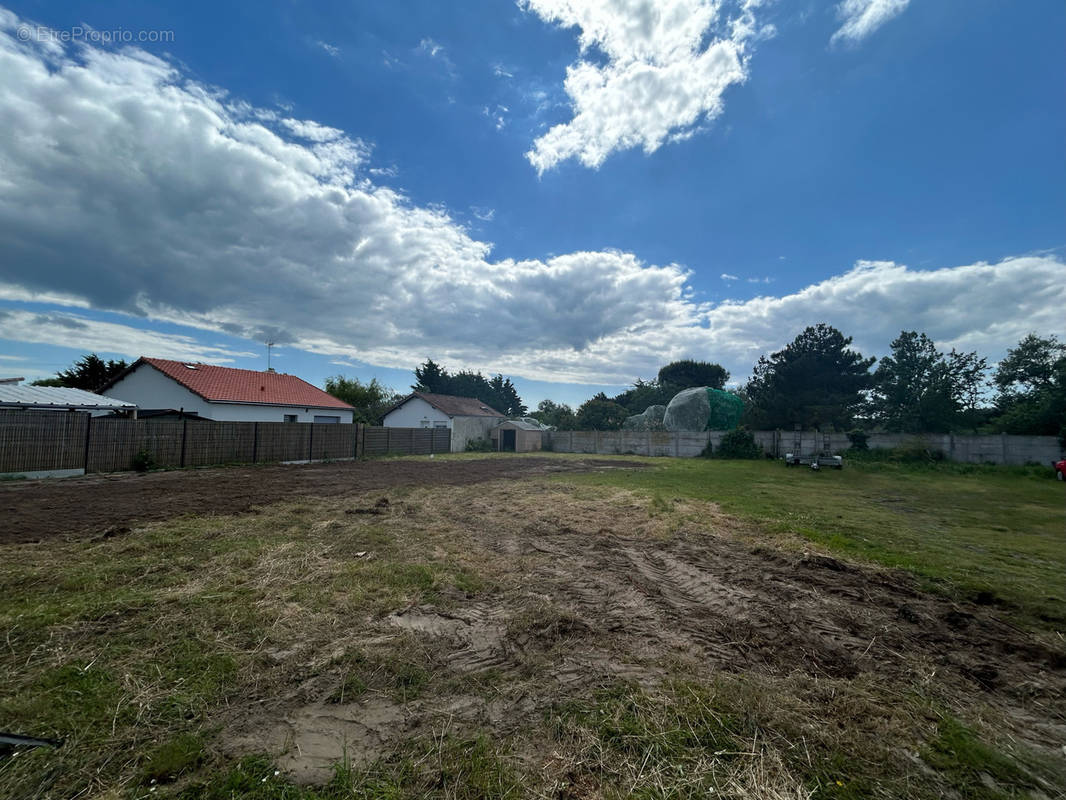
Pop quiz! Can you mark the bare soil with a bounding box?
[0,456,641,544]
[222,482,1066,789]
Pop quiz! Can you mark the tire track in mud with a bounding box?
[228,489,1065,783]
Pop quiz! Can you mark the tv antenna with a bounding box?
[266,340,276,371]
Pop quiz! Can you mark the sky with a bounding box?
[0,0,1063,409]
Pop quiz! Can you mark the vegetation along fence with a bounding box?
[0,411,451,476]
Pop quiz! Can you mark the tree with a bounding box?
[575,393,629,430]
[412,358,448,393]
[530,399,577,430]
[869,331,987,433]
[487,374,527,417]
[745,324,874,431]
[991,334,1066,436]
[324,375,399,425]
[993,334,1064,398]
[657,360,729,391]
[32,353,128,392]
[410,359,526,417]
[611,378,674,414]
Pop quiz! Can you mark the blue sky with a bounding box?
[0,0,1062,408]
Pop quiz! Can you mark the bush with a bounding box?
[847,441,945,465]
[132,448,155,472]
[715,428,762,459]
[465,438,494,453]
[846,429,869,451]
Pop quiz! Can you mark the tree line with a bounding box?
[532,327,1065,438]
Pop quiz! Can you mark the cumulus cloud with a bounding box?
[522,0,768,173]
[0,11,1061,388]
[831,0,911,45]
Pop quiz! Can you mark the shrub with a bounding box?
[132,448,155,472]
[465,438,494,453]
[715,428,762,459]
[846,429,869,451]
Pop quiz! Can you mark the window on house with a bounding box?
[313,415,340,424]
[434,422,448,429]
[284,414,297,423]
[420,420,431,427]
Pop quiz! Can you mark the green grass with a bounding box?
[563,457,1066,631]
[1,460,1062,799]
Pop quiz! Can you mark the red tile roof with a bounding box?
[390,392,505,418]
[131,358,353,409]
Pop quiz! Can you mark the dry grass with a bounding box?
[1,471,1062,799]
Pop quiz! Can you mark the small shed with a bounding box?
[491,420,544,452]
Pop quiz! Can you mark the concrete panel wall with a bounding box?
[451,416,502,452]
[544,430,1062,464]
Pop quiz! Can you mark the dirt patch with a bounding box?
[219,482,1065,785]
[0,456,642,544]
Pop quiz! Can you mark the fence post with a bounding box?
[179,419,187,468]
[308,423,314,461]
[252,422,259,464]
[358,424,365,459]
[83,414,93,473]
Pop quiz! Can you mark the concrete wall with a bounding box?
[383,397,451,429]
[451,416,502,452]
[544,429,1063,465]
[108,364,353,423]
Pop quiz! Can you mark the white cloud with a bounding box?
[316,40,340,58]
[483,104,509,130]
[720,273,739,280]
[522,0,766,173]
[0,309,255,363]
[0,12,1061,389]
[471,206,496,222]
[418,37,444,58]
[831,0,911,45]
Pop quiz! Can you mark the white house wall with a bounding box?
[107,364,353,423]
[383,397,451,428]
[108,365,210,416]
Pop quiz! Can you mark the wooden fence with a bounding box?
[0,411,451,475]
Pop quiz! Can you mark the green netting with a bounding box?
[662,386,744,431]
[706,388,744,430]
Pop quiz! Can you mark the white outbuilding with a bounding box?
[382,392,505,452]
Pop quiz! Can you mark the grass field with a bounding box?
[0,455,1063,799]
[565,456,1066,633]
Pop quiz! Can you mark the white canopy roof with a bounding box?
[0,384,138,410]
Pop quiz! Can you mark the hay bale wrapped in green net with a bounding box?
[663,387,744,431]
[622,404,667,431]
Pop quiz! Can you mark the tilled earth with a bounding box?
[0,456,640,544]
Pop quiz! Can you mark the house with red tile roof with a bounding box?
[101,358,354,423]
[382,391,504,452]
